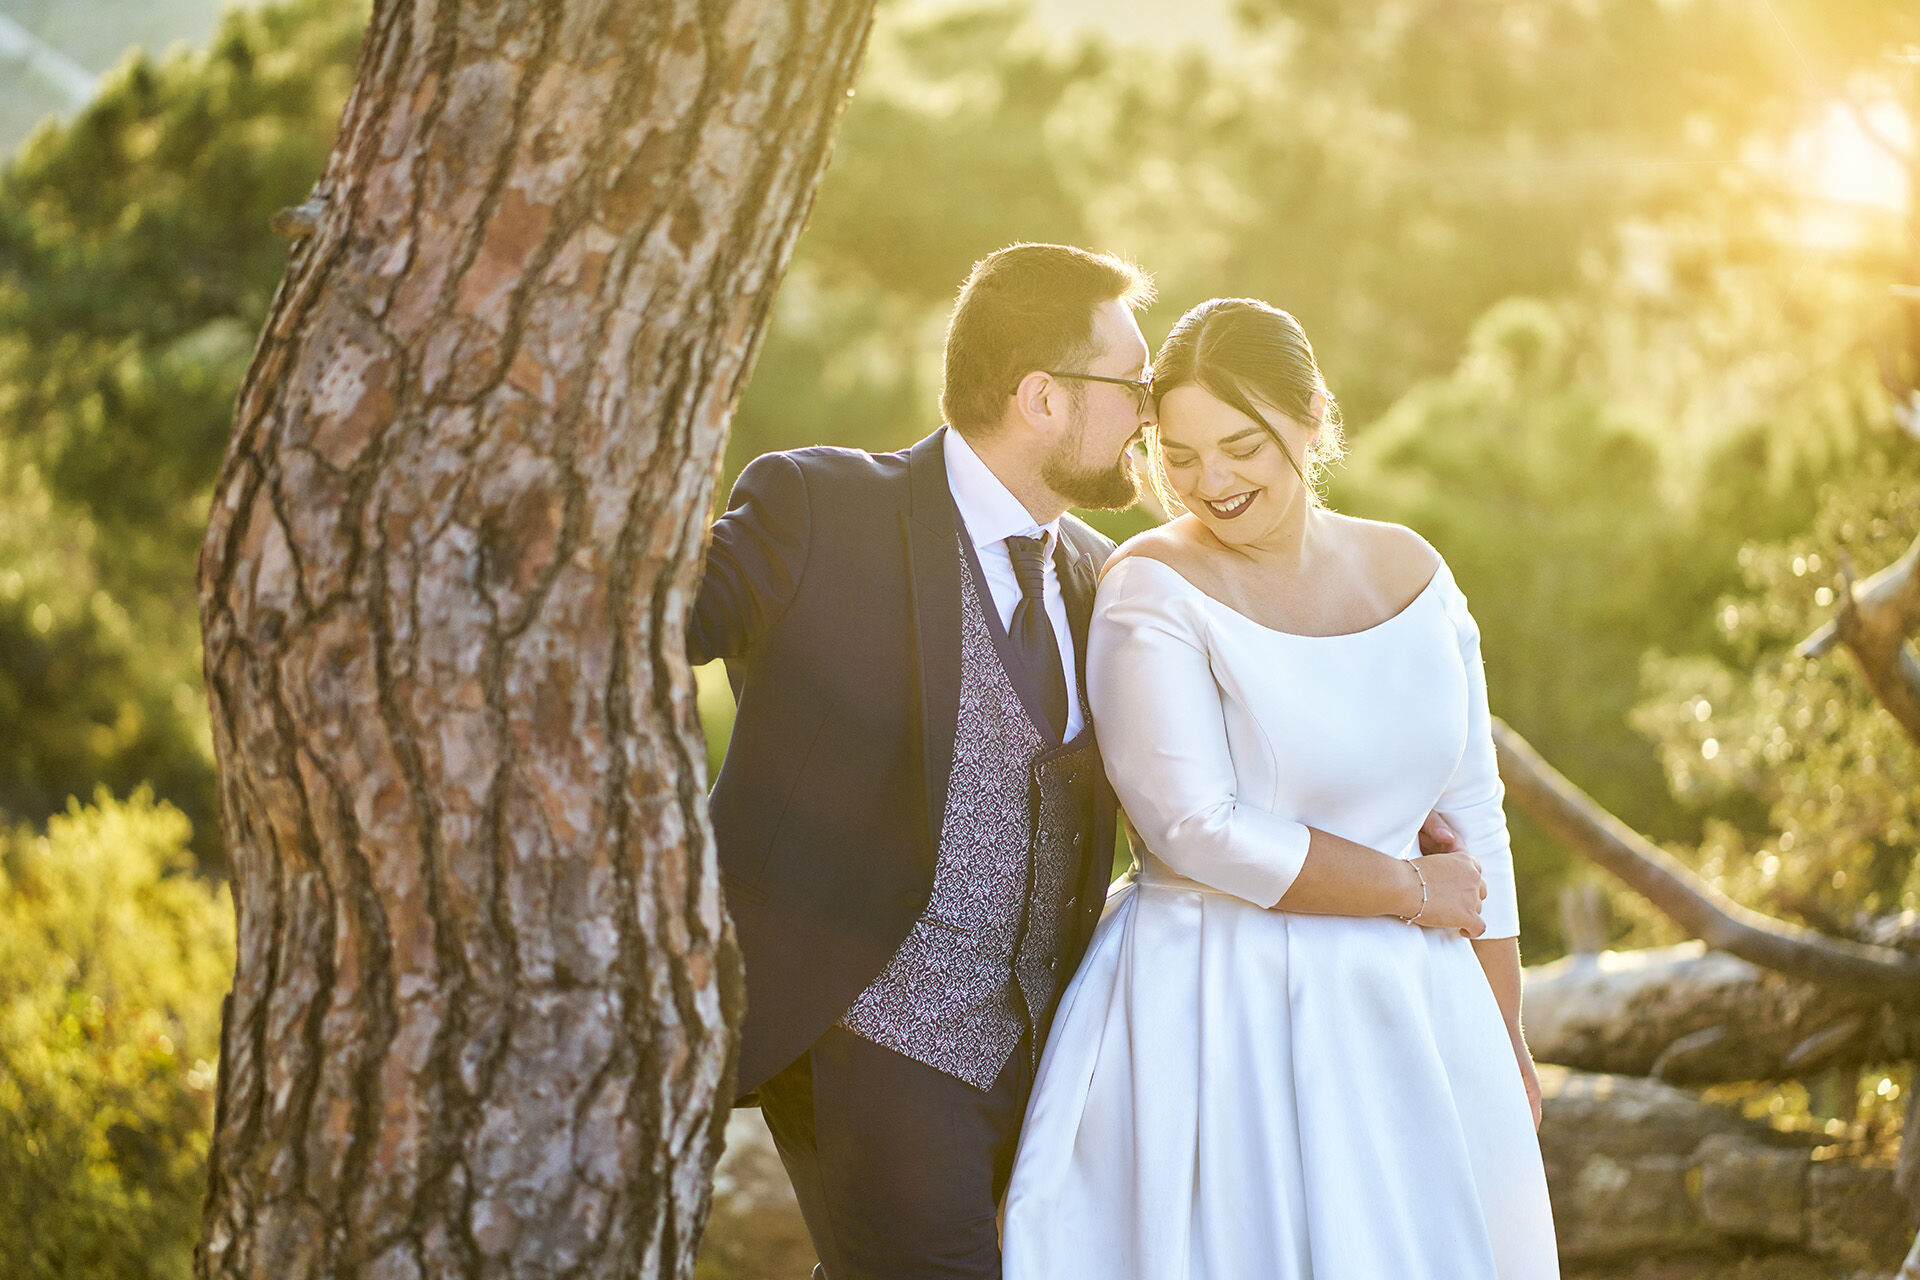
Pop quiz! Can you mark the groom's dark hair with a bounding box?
[941,243,1154,438]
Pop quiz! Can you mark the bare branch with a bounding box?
[1494,720,1920,1004]
[1797,530,1920,747]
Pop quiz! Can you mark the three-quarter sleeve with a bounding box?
[1434,564,1520,938]
[1087,558,1313,908]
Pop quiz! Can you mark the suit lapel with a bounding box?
[902,429,961,864]
[1055,525,1118,914]
[1054,528,1098,693]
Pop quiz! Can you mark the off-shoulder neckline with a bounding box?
[1108,553,1445,640]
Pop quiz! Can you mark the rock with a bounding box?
[1566,1254,1878,1279]
[1696,1133,1807,1243]
[1553,1152,1719,1260]
[1806,1161,1911,1270]
[1539,1068,1906,1271]
[1540,1067,1753,1162]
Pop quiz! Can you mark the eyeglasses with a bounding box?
[1037,370,1155,417]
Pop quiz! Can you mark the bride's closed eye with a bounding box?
[1164,443,1264,468]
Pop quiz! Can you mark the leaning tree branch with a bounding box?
[1798,530,1920,748]
[1493,721,1920,1005]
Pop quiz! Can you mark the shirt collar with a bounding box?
[943,426,1060,555]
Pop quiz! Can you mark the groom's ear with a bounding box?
[1012,369,1064,432]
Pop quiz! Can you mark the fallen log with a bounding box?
[1524,942,1917,1083]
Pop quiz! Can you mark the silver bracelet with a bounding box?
[1398,860,1428,925]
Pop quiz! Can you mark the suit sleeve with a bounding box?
[689,452,813,665]
[1087,557,1313,908]
[1433,562,1520,938]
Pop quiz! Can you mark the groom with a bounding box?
[689,243,1156,1279]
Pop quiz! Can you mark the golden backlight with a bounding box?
[1801,99,1911,213]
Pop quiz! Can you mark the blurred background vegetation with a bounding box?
[1,0,1914,1274]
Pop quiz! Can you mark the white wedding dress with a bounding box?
[1001,554,1559,1279]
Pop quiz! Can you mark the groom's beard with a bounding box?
[1043,411,1142,511]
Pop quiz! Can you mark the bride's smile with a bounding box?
[1200,489,1257,518]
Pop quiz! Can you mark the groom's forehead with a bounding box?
[1093,302,1151,369]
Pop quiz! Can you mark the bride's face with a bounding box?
[1154,385,1315,544]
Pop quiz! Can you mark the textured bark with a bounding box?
[1524,942,1918,1084]
[193,3,875,1277]
[1494,720,1920,1004]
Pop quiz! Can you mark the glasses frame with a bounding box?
[1036,369,1155,416]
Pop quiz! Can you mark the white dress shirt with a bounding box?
[943,427,1085,742]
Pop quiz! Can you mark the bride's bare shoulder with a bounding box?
[1323,511,1443,597]
[1100,518,1213,584]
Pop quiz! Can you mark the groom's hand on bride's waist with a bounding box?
[1416,810,1459,855]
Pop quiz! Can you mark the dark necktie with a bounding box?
[1005,533,1071,740]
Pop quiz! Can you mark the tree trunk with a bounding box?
[193,3,875,1277]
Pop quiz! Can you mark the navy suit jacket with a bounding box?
[691,428,1120,1096]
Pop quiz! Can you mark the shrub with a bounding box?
[0,787,233,1280]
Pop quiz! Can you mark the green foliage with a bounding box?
[0,788,234,1280]
[2,0,364,521]
[727,4,1103,476]
[0,0,366,854]
[0,437,216,833]
[0,2,252,156]
[1636,450,1920,930]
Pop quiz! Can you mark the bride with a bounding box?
[1000,298,1559,1279]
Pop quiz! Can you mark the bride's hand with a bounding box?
[1405,852,1485,936]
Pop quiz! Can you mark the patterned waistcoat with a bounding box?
[839,535,1102,1089]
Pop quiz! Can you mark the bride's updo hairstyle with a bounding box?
[1146,298,1345,513]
